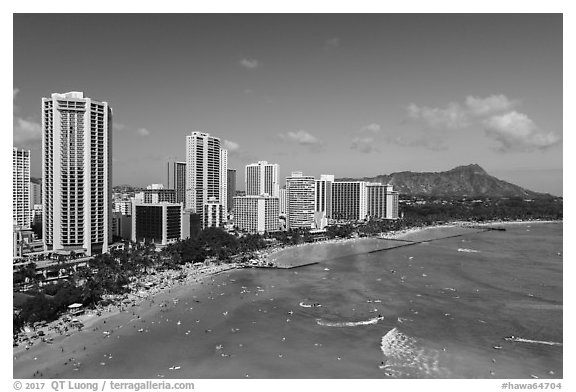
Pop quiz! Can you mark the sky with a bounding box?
[12,13,563,195]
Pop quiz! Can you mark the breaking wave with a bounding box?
[316,316,384,327]
[379,328,449,378]
[458,248,479,253]
[299,302,321,308]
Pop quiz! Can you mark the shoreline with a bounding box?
[14,218,561,378]
[13,262,237,356]
[261,218,562,267]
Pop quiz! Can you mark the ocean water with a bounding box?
[23,223,562,379]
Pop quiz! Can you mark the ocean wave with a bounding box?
[504,336,562,346]
[316,316,384,327]
[299,302,322,308]
[380,328,449,378]
[457,248,479,253]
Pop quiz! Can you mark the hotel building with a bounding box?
[285,171,315,229]
[366,183,399,219]
[331,181,368,222]
[314,174,334,228]
[131,202,182,246]
[166,161,186,206]
[233,195,280,234]
[227,169,236,212]
[42,92,112,256]
[185,132,227,213]
[245,161,280,197]
[203,197,224,229]
[13,147,31,228]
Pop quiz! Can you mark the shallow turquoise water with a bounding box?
[20,223,562,379]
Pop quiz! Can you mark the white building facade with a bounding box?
[42,92,112,256]
[314,174,334,228]
[13,147,31,228]
[233,195,280,234]
[245,161,280,197]
[366,183,399,219]
[185,132,227,214]
[203,197,224,229]
[331,181,368,222]
[286,172,316,230]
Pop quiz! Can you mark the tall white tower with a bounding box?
[185,132,227,213]
[13,147,31,228]
[285,171,315,229]
[245,161,280,197]
[220,148,228,213]
[42,92,112,255]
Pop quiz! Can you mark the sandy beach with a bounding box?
[13,262,236,378]
[14,219,562,379]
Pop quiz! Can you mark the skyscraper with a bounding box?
[285,171,315,229]
[42,92,112,255]
[366,183,399,219]
[185,132,227,213]
[220,148,228,213]
[314,174,334,229]
[227,169,236,212]
[13,147,31,228]
[166,161,186,206]
[331,181,368,221]
[245,161,280,197]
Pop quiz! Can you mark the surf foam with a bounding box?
[316,316,384,327]
[379,327,448,378]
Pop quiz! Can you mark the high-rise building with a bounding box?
[220,149,228,213]
[285,171,315,229]
[42,92,112,256]
[202,197,224,229]
[332,181,368,221]
[279,187,287,215]
[136,188,176,204]
[366,183,399,219]
[245,161,280,197]
[167,161,186,206]
[233,195,280,234]
[185,132,227,213]
[113,200,132,215]
[131,202,182,245]
[13,147,31,228]
[29,180,42,207]
[315,174,334,228]
[385,188,399,220]
[227,169,236,212]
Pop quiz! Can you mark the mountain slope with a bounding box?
[338,164,546,198]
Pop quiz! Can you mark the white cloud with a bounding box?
[13,88,20,99]
[239,58,261,69]
[483,111,561,152]
[223,139,240,152]
[406,94,517,130]
[14,117,42,145]
[137,128,150,136]
[279,130,323,147]
[407,102,469,129]
[361,123,381,133]
[351,137,378,153]
[465,95,516,116]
